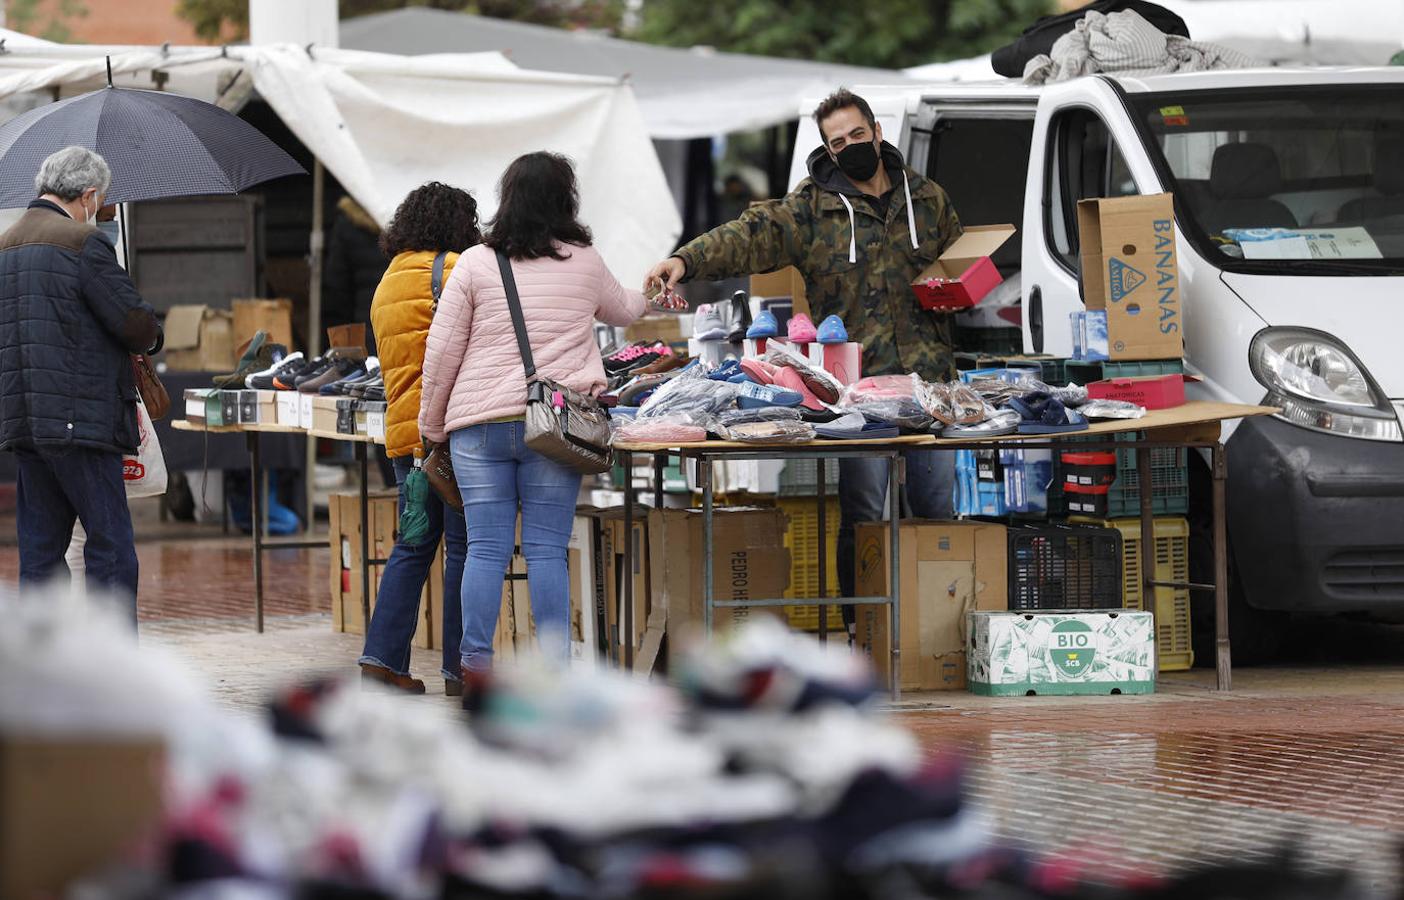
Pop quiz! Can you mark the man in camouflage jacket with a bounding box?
[645,89,963,633]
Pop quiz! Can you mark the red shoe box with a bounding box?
[1087,374,1186,410]
[910,224,1016,311]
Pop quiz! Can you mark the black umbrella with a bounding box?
[0,65,305,208]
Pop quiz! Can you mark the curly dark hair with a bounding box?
[379,182,481,258]
[485,152,592,261]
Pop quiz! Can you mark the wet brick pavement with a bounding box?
[4,530,1403,894]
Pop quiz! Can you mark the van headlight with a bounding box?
[1249,327,1401,442]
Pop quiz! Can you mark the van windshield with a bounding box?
[1132,87,1404,271]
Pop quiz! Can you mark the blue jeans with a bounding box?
[452,421,581,671]
[14,446,138,621]
[360,456,466,680]
[837,449,955,619]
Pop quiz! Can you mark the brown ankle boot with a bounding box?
[359,663,426,694]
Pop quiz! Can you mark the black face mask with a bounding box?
[834,140,881,183]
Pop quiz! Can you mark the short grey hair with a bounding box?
[34,146,111,201]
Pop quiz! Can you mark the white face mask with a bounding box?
[80,193,99,225]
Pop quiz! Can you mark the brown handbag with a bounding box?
[421,252,463,510]
[132,354,170,420]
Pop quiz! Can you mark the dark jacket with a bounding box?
[0,200,161,455]
[323,196,387,354]
[673,141,962,379]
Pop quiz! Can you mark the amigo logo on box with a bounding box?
[1049,619,1098,679]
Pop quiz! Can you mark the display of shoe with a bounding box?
[740,358,779,385]
[726,290,752,342]
[631,351,685,376]
[816,315,849,344]
[706,359,743,382]
[214,334,283,389]
[736,381,803,409]
[787,313,817,344]
[692,304,728,341]
[361,383,386,402]
[247,351,306,390]
[319,362,370,396]
[348,376,384,400]
[299,356,364,394]
[359,663,426,695]
[604,342,662,374]
[747,309,779,340]
[323,361,379,396]
[270,356,318,390]
[773,365,824,411]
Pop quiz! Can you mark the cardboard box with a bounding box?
[237,390,258,424]
[749,266,808,314]
[299,392,315,429]
[336,398,357,435]
[1,736,165,899]
[968,610,1155,696]
[311,396,340,434]
[356,401,387,437]
[597,507,650,661]
[647,507,789,635]
[219,391,239,426]
[164,304,235,372]
[328,490,438,650]
[911,224,1017,311]
[277,391,301,426]
[625,315,684,346]
[183,387,212,424]
[855,520,1008,692]
[1077,194,1182,360]
[232,298,295,351]
[1088,374,1186,410]
[253,390,279,424]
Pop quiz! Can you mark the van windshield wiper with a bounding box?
[1234,259,1404,276]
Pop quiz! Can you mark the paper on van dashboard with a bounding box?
[1227,227,1382,261]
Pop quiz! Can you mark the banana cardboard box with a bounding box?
[967,610,1155,696]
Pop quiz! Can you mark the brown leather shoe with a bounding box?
[359,662,426,694]
[632,351,685,376]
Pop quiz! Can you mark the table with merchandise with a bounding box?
[602,327,1274,699]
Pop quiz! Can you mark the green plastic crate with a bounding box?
[1056,432,1189,518]
[1065,358,1184,385]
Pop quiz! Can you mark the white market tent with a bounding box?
[0,43,681,285]
[338,8,915,140]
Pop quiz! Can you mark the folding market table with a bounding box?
[614,401,1276,698]
[173,420,385,633]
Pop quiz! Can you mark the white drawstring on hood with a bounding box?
[835,172,918,264]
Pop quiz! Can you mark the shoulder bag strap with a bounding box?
[429,251,449,311]
[495,248,538,382]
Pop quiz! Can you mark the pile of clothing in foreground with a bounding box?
[611,344,1145,446]
[0,593,1371,899]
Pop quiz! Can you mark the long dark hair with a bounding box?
[486,152,592,261]
[379,182,481,257]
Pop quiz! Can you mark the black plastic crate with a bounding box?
[1008,524,1124,610]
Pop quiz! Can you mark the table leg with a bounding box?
[888,452,902,702]
[1212,442,1232,690]
[817,457,828,645]
[620,450,634,669]
[357,441,371,634]
[702,455,714,634]
[653,453,665,508]
[248,431,264,634]
[1136,444,1158,672]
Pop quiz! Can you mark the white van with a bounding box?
[791,69,1404,658]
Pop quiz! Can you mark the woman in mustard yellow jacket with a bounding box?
[359,182,481,696]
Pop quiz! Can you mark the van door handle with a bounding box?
[1029,286,1044,353]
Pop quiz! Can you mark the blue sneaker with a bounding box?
[816,314,849,344]
[707,358,742,381]
[736,381,802,409]
[747,309,779,339]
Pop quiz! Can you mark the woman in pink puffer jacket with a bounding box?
[419,152,645,676]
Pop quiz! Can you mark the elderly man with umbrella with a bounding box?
[0,145,160,614]
[0,67,304,621]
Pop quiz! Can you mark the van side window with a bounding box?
[926,116,1034,273]
[1047,109,1139,271]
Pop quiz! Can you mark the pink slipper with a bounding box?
[740,358,778,385]
[787,313,817,344]
[774,365,823,410]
